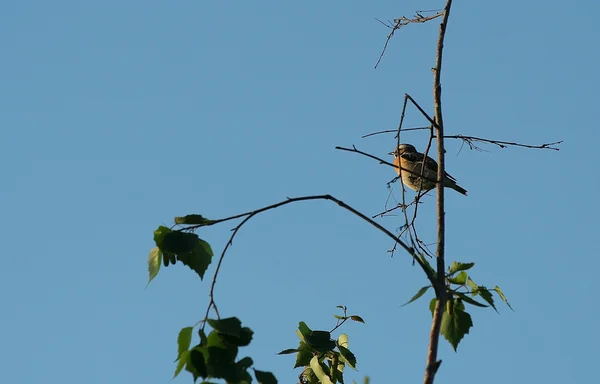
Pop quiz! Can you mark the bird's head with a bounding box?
[389,143,417,157]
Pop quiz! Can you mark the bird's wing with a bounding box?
[400,151,457,181]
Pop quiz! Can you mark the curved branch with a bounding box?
[192,194,437,326]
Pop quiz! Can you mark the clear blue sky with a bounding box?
[1,1,598,383]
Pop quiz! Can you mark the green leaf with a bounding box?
[219,327,253,347]
[448,261,475,275]
[429,298,437,316]
[440,300,473,351]
[349,315,365,323]
[174,214,213,225]
[173,350,188,379]
[254,369,278,384]
[153,226,172,249]
[454,292,488,308]
[205,346,238,378]
[297,322,312,339]
[208,317,242,337]
[338,345,356,369]
[186,346,208,380]
[337,334,348,349]
[310,356,333,384]
[447,271,468,285]
[467,277,478,290]
[305,331,335,352]
[402,285,431,307]
[146,247,161,285]
[278,348,299,355]
[294,342,313,368]
[236,356,254,371]
[176,238,214,280]
[177,326,194,360]
[476,286,498,313]
[493,286,514,311]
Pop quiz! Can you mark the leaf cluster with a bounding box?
[148,225,214,284]
[174,317,276,384]
[403,260,512,350]
[278,310,364,384]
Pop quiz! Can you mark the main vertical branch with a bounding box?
[424,1,453,384]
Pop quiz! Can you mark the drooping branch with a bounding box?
[187,194,437,326]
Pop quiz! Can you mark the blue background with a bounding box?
[1,1,597,383]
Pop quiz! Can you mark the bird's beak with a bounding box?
[388,151,395,156]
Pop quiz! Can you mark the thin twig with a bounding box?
[335,146,438,184]
[375,12,445,68]
[361,129,562,152]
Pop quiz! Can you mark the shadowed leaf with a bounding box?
[338,345,356,369]
[454,292,488,308]
[174,214,213,225]
[254,369,278,384]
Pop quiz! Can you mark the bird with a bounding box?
[389,143,467,196]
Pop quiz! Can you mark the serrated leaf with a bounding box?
[294,342,313,368]
[448,261,475,275]
[174,214,213,225]
[440,301,473,351]
[176,238,214,280]
[494,286,514,311]
[147,247,161,285]
[177,327,194,360]
[402,285,431,307]
[349,315,365,323]
[476,286,498,313]
[208,317,242,337]
[338,345,356,369]
[254,369,278,384]
[447,271,468,285]
[454,292,488,308]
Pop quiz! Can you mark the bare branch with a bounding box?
[187,194,438,327]
[375,11,445,68]
[425,1,453,383]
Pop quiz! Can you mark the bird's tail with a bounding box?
[450,183,468,196]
